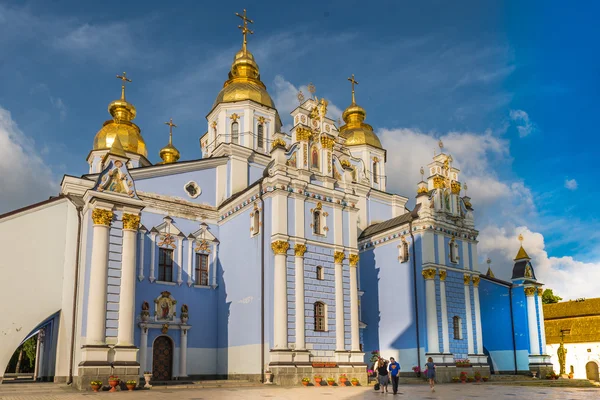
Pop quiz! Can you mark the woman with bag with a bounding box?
[376,359,389,393]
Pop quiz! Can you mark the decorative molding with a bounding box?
[92,209,113,226]
[472,276,480,287]
[296,127,312,141]
[463,274,471,285]
[451,181,461,195]
[524,287,536,296]
[537,288,543,296]
[149,232,157,283]
[294,243,307,257]
[122,213,140,230]
[271,241,289,255]
[138,228,146,281]
[334,251,345,264]
[177,236,184,285]
[320,136,335,150]
[229,113,240,122]
[187,238,194,287]
[348,254,359,267]
[422,268,436,280]
[438,270,447,281]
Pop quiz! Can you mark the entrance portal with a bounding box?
[152,336,173,381]
[586,361,599,381]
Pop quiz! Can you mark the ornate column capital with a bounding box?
[438,270,447,281]
[524,287,536,296]
[122,213,140,230]
[422,268,436,280]
[472,276,480,287]
[294,243,307,257]
[92,208,113,226]
[463,274,471,285]
[349,254,360,267]
[334,251,345,264]
[271,240,289,255]
[537,287,543,296]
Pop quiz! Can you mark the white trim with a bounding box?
[187,238,194,287]
[211,243,218,288]
[177,236,183,285]
[149,232,157,283]
[183,181,201,199]
[155,280,177,286]
[138,228,146,281]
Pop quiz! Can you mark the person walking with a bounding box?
[376,359,389,393]
[388,357,401,394]
[425,357,436,392]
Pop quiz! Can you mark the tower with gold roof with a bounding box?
[88,73,150,173]
[338,74,387,191]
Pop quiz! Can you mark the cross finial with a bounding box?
[518,233,524,243]
[116,72,132,100]
[420,166,424,181]
[348,74,359,104]
[308,82,316,99]
[235,9,254,52]
[165,118,177,144]
[438,139,444,152]
[297,90,305,104]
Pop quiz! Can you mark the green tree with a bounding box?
[542,289,562,304]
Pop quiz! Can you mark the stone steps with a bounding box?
[150,379,263,390]
[0,382,70,393]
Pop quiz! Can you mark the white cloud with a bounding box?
[50,97,67,121]
[478,226,600,301]
[0,106,57,214]
[564,178,578,190]
[509,109,535,137]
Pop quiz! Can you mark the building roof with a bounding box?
[359,204,420,239]
[544,298,600,344]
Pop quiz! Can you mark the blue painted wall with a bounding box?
[135,168,217,206]
[445,270,469,358]
[248,163,263,185]
[367,197,391,224]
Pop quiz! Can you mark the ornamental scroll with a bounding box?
[294,244,307,257]
[463,274,471,285]
[92,209,114,226]
[271,241,289,255]
[334,251,345,264]
[122,214,140,230]
[422,269,436,280]
[349,254,360,267]
[524,287,536,296]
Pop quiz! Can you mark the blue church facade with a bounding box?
[0,10,551,389]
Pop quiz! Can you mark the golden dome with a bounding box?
[93,74,147,158]
[339,74,382,149]
[159,143,180,164]
[212,48,276,110]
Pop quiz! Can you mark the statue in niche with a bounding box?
[524,264,533,279]
[444,190,451,211]
[154,291,177,321]
[311,146,319,169]
[97,160,134,196]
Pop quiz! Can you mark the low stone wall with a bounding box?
[270,365,367,387]
[75,366,139,391]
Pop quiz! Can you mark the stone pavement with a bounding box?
[0,383,598,399]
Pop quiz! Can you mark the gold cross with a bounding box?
[116,72,132,100]
[235,9,254,52]
[348,74,359,104]
[165,118,177,144]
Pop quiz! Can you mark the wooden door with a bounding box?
[152,336,173,381]
[586,361,599,381]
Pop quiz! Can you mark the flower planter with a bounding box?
[108,380,119,392]
[315,378,322,385]
[264,372,272,384]
[143,374,152,388]
[91,384,101,392]
[351,381,359,386]
[126,384,135,391]
[340,378,347,385]
[302,381,309,386]
[327,381,335,386]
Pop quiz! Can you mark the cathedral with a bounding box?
[0,10,553,389]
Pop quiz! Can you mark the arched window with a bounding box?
[311,146,319,169]
[231,121,239,144]
[314,302,326,332]
[449,238,459,263]
[257,124,264,149]
[453,316,462,339]
[253,210,260,235]
[316,266,324,280]
[399,240,409,263]
[313,210,321,234]
[373,161,378,183]
[158,248,174,282]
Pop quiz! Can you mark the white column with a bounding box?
[438,270,450,353]
[180,329,188,377]
[33,331,42,380]
[463,274,474,354]
[472,276,484,354]
[177,236,184,285]
[187,238,194,287]
[211,243,218,288]
[117,213,139,346]
[525,287,540,355]
[423,268,440,353]
[349,254,360,351]
[138,228,146,281]
[537,288,547,352]
[334,251,345,351]
[139,326,148,374]
[294,244,307,350]
[86,208,113,345]
[272,241,289,349]
[149,231,157,282]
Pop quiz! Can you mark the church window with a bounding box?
[195,253,209,286]
[398,240,409,263]
[184,181,201,199]
[314,302,326,332]
[311,146,319,169]
[313,210,321,234]
[257,123,264,149]
[158,248,174,282]
[231,121,239,144]
[373,161,378,183]
[253,210,260,235]
[316,266,324,280]
[453,316,462,339]
[449,239,459,263]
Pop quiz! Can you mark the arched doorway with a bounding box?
[586,361,599,381]
[152,336,173,381]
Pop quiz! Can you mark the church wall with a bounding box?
[106,210,123,340]
[359,234,426,371]
[304,201,334,245]
[0,199,78,381]
[342,211,350,247]
[134,169,217,206]
[511,286,532,371]
[445,270,469,359]
[248,162,263,186]
[367,196,392,224]
[478,279,518,373]
[286,197,295,237]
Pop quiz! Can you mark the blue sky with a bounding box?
[0,0,598,298]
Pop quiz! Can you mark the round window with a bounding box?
[184,181,201,198]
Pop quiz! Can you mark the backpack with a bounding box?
[374,383,380,391]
